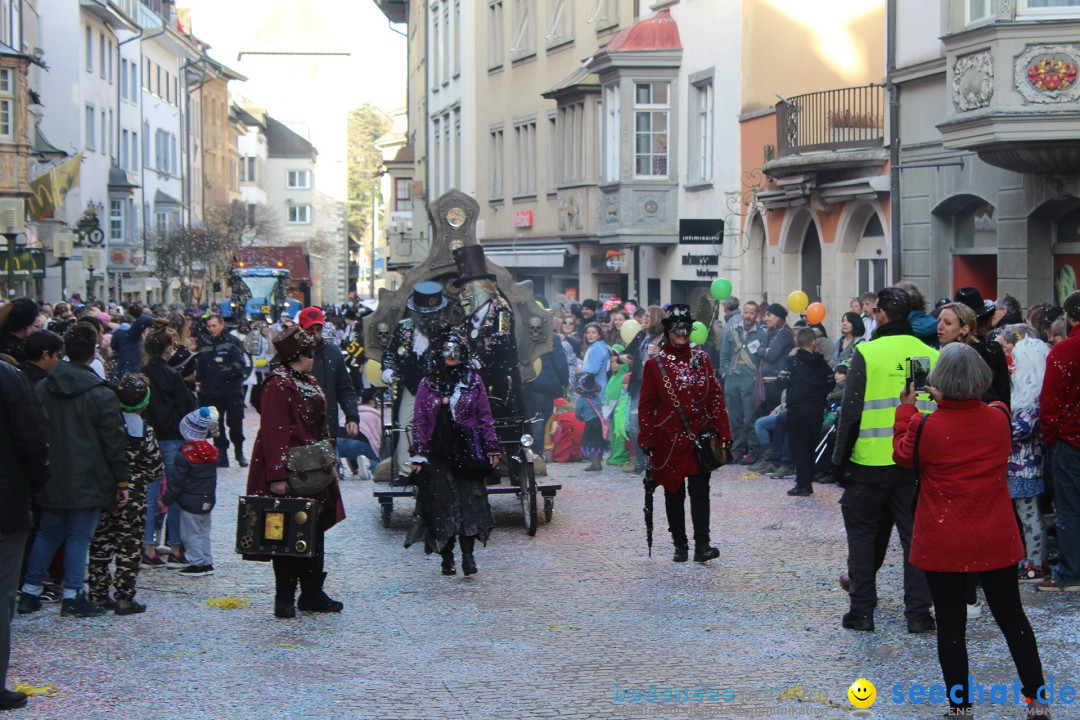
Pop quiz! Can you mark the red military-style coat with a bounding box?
[638,342,732,492]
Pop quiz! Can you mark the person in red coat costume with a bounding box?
[247,327,346,619]
[639,304,732,563]
[893,343,1047,716]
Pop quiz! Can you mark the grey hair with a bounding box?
[927,342,991,401]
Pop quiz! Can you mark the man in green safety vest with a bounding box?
[832,287,938,634]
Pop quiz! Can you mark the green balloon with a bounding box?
[711,277,733,301]
[690,321,709,345]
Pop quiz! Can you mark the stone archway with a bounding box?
[742,212,768,303]
[931,194,997,303]
[778,208,819,303]
[1029,198,1080,307]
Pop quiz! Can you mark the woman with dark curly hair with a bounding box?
[407,329,502,577]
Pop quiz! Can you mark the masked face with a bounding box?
[460,280,494,317]
[376,322,392,348]
[527,317,545,342]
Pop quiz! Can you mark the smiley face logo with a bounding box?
[847,678,876,709]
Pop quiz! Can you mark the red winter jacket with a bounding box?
[893,399,1022,573]
[638,343,732,492]
[1040,323,1080,450]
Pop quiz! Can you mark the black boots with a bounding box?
[297,571,344,613]
[673,545,689,563]
[440,546,456,575]
[693,546,720,562]
[236,452,249,468]
[460,535,477,576]
[274,573,297,618]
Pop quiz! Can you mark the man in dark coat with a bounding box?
[0,358,49,710]
[297,306,360,442]
[17,329,63,384]
[18,323,129,619]
[523,329,569,458]
[0,298,40,364]
[196,314,248,467]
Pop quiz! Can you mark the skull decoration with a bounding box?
[527,316,545,343]
[376,322,392,349]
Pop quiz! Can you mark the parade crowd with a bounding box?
[1,270,1079,717]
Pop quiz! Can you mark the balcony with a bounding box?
[937,20,1080,174]
[764,84,888,179]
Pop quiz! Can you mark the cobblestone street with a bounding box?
[11,421,1080,720]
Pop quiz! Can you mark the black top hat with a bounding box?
[406,281,450,313]
[454,244,496,284]
[954,287,994,320]
[662,304,694,331]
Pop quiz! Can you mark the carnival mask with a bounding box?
[376,322,392,348]
[527,316,545,342]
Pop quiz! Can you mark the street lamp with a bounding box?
[53,232,75,299]
[83,249,100,302]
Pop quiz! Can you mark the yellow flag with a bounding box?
[27,153,82,222]
[50,153,82,205]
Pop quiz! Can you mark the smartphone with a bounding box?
[907,356,931,392]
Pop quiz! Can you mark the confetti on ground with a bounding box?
[13,683,59,697]
[547,624,583,631]
[206,596,250,609]
[280,643,298,648]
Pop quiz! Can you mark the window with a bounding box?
[965,0,992,23]
[453,0,461,76]
[547,113,557,194]
[155,63,161,97]
[144,58,151,90]
[108,109,113,160]
[130,62,137,100]
[688,74,713,184]
[559,102,586,183]
[431,9,441,89]
[513,119,537,197]
[490,126,504,200]
[432,116,442,195]
[164,70,170,103]
[587,0,619,31]
[442,111,451,192]
[545,0,573,48]
[287,205,311,224]
[510,0,535,60]
[121,129,129,169]
[109,199,123,242]
[442,1,451,84]
[240,156,256,183]
[173,77,178,106]
[633,82,669,178]
[488,1,504,69]
[99,32,105,78]
[155,211,168,237]
[0,69,12,139]
[132,131,138,169]
[453,107,461,188]
[100,110,106,155]
[155,129,172,174]
[1018,0,1080,15]
[121,58,128,99]
[287,169,310,189]
[602,84,620,182]
[395,178,413,212]
[170,134,176,174]
[107,40,113,83]
[85,26,93,72]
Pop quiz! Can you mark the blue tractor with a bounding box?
[222,267,301,322]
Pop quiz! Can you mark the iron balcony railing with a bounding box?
[776,84,886,157]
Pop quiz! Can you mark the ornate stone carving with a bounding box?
[633,192,667,223]
[1015,44,1080,103]
[953,51,994,111]
[557,192,584,232]
[603,193,619,226]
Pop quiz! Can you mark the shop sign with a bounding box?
[513,210,534,228]
[1,250,46,278]
[682,252,719,278]
[679,218,724,245]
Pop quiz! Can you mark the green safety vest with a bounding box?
[851,335,939,467]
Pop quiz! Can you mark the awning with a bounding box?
[483,244,577,268]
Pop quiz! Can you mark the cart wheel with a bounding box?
[380,501,392,528]
[544,496,553,523]
[520,461,538,536]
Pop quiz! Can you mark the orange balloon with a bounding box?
[805,302,826,325]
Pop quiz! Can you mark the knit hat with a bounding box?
[1,298,39,333]
[180,406,218,441]
[765,303,788,321]
[115,373,151,412]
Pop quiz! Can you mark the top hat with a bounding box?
[453,244,496,285]
[406,281,450,314]
[954,287,994,320]
[662,304,694,331]
[271,326,318,365]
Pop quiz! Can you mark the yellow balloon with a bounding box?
[620,318,642,345]
[364,359,387,388]
[787,290,809,314]
[533,357,542,376]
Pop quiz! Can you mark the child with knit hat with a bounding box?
[162,407,220,577]
[87,373,163,615]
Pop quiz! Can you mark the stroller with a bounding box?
[813,404,841,483]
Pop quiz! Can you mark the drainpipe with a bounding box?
[887,0,901,284]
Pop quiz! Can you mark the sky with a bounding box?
[179,0,408,200]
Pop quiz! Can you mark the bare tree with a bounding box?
[204,200,280,248]
[149,225,237,306]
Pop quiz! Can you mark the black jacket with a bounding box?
[17,361,48,384]
[35,361,129,509]
[0,360,49,532]
[777,348,835,409]
[0,331,26,364]
[196,333,246,400]
[973,337,1011,409]
[161,443,217,514]
[758,325,794,376]
[313,341,359,438]
[111,315,154,378]
[142,357,197,441]
[526,331,569,401]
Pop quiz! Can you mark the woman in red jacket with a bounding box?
[893,343,1048,717]
[247,327,346,619]
[638,304,732,563]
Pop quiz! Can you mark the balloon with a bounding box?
[690,321,709,345]
[805,302,826,325]
[533,357,542,376]
[787,290,809,314]
[364,359,387,388]
[619,318,642,345]
[710,278,733,301]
